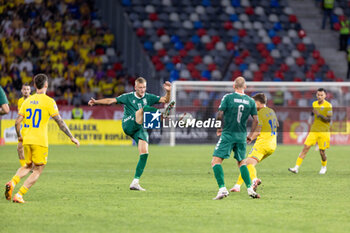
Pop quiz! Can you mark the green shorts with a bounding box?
[122,115,149,144]
[213,135,247,161]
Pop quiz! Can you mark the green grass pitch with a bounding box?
[0,144,350,233]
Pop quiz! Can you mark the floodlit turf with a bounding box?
[0,144,350,233]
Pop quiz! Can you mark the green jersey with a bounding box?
[218,92,257,142]
[116,92,161,122]
[0,87,9,105]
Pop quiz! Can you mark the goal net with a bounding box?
[148,81,350,146]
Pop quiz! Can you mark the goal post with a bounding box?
[168,81,350,146]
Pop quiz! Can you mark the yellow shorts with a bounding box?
[248,143,276,162]
[304,132,330,150]
[24,145,48,165]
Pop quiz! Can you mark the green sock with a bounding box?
[213,164,225,188]
[240,165,252,188]
[143,105,158,113]
[134,153,149,179]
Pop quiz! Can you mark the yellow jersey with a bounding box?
[18,94,59,147]
[310,100,332,132]
[256,107,278,147]
[17,95,31,111]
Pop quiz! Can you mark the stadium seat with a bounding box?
[116,0,336,87]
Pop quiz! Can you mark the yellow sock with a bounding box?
[19,159,26,167]
[247,164,257,180]
[321,160,327,167]
[18,186,29,196]
[11,175,20,186]
[296,157,303,166]
[236,174,244,186]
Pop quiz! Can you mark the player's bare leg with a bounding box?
[319,149,327,161]
[136,106,161,125]
[136,102,176,124]
[21,164,45,189]
[298,145,312,159]
[135,109,144,125]
[12,164,45,203]
[135,106,163,124]
[289,145,311,174]
[130,139,149,191]
[319,149,327,174]
[5,163,32,201]
[211,156,229,200]
[15,164,33,178]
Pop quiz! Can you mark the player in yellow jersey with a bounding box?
[230,93,279,193]
[289,88,332,175]
[4,74,80,203]
[17,83,31,167]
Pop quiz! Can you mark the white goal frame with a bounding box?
[170,81,350,146]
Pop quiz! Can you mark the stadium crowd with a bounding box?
[317,0,350,79]
[1,0,349,110]
[0,0,135,107]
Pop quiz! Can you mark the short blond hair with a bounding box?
[135,77,147,84]
[234,76,246,89]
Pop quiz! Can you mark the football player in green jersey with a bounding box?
[89,77,174,191]
[0,86,10,115]
[231,93,279,193]
[211,77,260,199]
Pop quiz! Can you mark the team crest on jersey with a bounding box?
[132,100,135,104]
[321,106,324,110]
[143,99,147,105]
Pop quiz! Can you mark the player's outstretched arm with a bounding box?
[15,114,24,142]
[216,110,224,136]
[247,115,258,144]
[159,81,171,103]
[0,104,10,115]
[88,97,117,106]
[249,125,262,142]
[52,114,80,147]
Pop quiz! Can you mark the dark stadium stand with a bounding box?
[122,0,337,84]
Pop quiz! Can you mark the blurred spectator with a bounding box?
[100,77,114,97]
[51,73,64,90]
[64,88,73,105]
[124,82,133,93]
[72,90,82,106]
[0,72,12,87]
[321,0,334,30]
[19,57,33,73]
[347,46,350,80]
[0,0,132,106]
[339,15,349,51]
[82,86,95,104]
[11,69,23,91]
[273,91,284,106]
[297,98,307,107]
[345,89,350,105]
